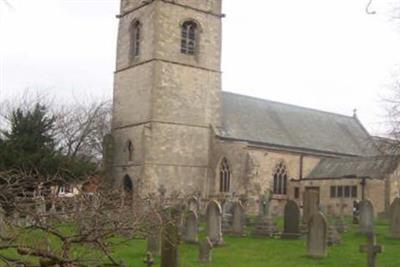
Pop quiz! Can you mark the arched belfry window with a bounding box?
[127,140,134,162]
[273,162,288,195]
[130,20,141,60]
[219,158,231,193]
[181,20,198,55]
[123,175,133,193]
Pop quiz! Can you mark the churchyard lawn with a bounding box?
[114,219,400,267]
[3,219,398,266]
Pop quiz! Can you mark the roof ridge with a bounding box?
[222,91,355,120]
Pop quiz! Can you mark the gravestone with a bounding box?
[183,210,198,243]
[353,200,360,224]
[252,214,279,238]
[307,211,328,258]
[232,201,245,236]
[188,197,200,214]
[259,190,273,217]
[359,200,374,235]
[335,200,348,233]
[359,232,383,267]
[161,222,179,267]
[389,198,400,239]
[303,190,319,224]
[198,237,213,263]
[221,200,234,234]
[335,216,347,234]
[282,200,301,239]
[147,228,161,257]
[143,252,154,267]
[389,197,400,221]
[327,225,341,246]
[206,200,224,246]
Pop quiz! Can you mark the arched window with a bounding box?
[127,140,134,161]
[123,175,133,193]
[181,20,198,55]
[130,20,141,60]
[273,162,288,195]
[219,158,231,193]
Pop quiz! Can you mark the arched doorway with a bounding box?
[123,175,133,193]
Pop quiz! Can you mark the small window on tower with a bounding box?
[130,20,141,60]
[127,140,134,162]
[181,20,198,55]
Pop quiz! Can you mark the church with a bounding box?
[109,0,400,216]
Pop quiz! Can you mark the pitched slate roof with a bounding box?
[218,92,379,156]
[305,156,400,179]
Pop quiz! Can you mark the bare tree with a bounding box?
[0,92,112,164]
[0,171,166,266]
[54,99,112,163]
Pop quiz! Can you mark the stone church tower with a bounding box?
[111,0,223,195]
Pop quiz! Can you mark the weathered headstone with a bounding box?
[359,232,383,267]
[282,200,301,239]
[147,229,161,257]
[252,215,279,237]
[143,252,154,267]
[161,222,179,267]
[359,200,374,235]
[327,225,341,246]
[259,190,273,217]
[303,190,319,224]
[188,197,200,214]
[353,200,360,224]
[232,201,245,236]
[183,210,198,243]
[389,198,400,239]
[206,200,224,246]
[198,237,213,263]
[307,211,328,258]
[335,216,348,234]
[335,200,348,233]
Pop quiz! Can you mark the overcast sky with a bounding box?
[1,0,400,135]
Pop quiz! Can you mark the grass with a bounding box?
[3,219,399,266]
[112,219,400,267]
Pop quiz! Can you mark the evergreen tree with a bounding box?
[0,103,96,180]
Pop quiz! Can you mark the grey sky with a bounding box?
[1,0,400,135]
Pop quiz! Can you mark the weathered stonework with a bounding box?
[112,0,223,195]
[111,0,393,217]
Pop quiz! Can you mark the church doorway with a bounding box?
[123,175,134,205]
[123,175,133,193]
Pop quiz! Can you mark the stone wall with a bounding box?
[112,0,222,196]
[302,178,386,216]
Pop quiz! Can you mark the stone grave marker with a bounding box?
[252,214,279,238]
[143,252,154,267]
[198,237,213,263]
[359,200,374,235]
[327,225,341,246]
[183,210,199,243]
[161,222,179,267]
[307,211,328,258]
[282,200,301,239]
[353,200,360,224]
[359,232,383,267]
[206,200,224,246]
[232,201,245,236]
[188,196,200,214]
[389,198,400,239]
[259,190,273,217]
[147,228,161,257]
[303,190,319,224]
